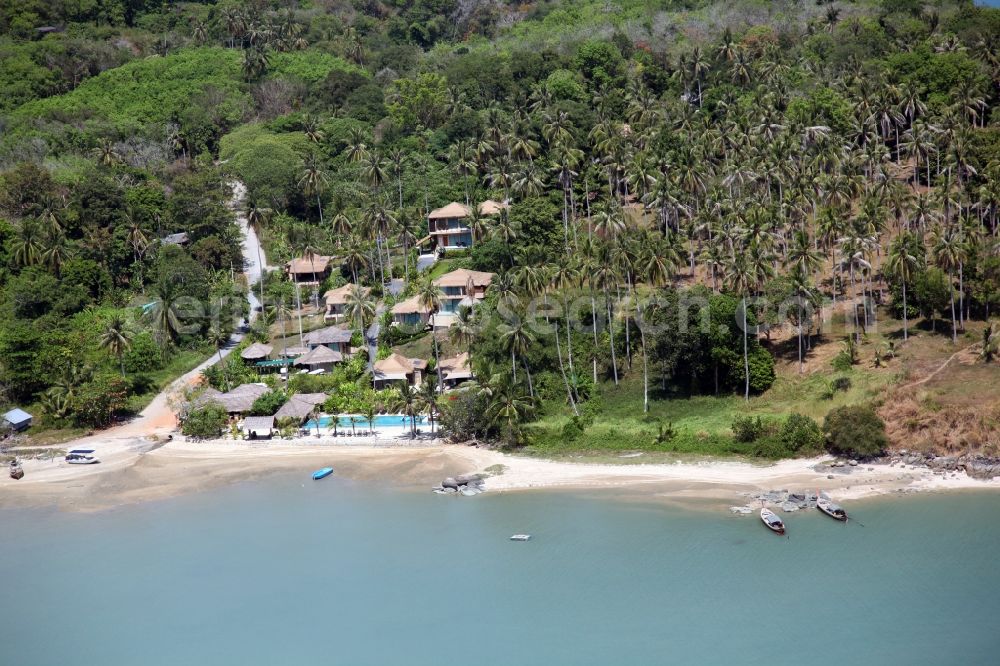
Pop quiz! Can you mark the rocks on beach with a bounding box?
[433,473,486,497]
[731,489,831,515]
[884,452,1000,481]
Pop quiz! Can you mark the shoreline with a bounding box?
[3,434,999,512]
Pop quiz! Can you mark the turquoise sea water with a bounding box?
[2,478,999,665]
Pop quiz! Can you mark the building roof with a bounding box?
[428,201,507,220]
[428,201,470,220]
[161,232,189,245]
[242,416,275,432]
[240,342,273,360]
[287,255,332,275]
[215,383,270,413]
[190,387,224,410]
[3,408,32,425]
[373,353,426,380]
[304,325,354,346]
[280,346,310,357]
[479,199,507,216]
[439,352,473,381]
[391,295,431,315]
[274,393,327,420]
[293,345,343,366]
[434,268,495,289]
[323,284,369,306]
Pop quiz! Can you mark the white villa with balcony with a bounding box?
[427,200,507,251]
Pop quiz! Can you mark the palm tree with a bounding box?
[726,255,755,402]
[637,237,676,411]
[449,305,477,349]
[299,154,329,225]
[344,284,375,332]
[932,226,964,343]
[245,201,272,310]
[100,315,133,377]
[484,377,535,446]
[417,379,439,434]
[390,382,419,437]
[150,280,184,344]
[363,402,377,436]
[302,114,325,144]
[10,220,42,267]
[416,278,444,392]
[499,311,537,396]
[207,326,230,389]
[886,232,919,341]
[92,139,121,167]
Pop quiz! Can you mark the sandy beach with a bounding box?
[4,429,999,512]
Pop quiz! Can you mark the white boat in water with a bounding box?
[760,508,785,535]
[65,449,100,464]
[509,534,532,541]
[817,497,848,521]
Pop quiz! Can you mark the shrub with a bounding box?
[250,389,287,416]
[778,413,824,454]
[747,346,777,393]
[732,415,768,443]
[182,405,228,438]
[831,351,853,372]
[561,417,584,442]
[823,405,889,458]
[122,331,164,373]
[832,376,852,392]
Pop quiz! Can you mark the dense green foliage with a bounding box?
[823,404,890,458]
[182,404,230,438]
[1,0,999,454]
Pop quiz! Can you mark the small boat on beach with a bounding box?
[817,497,848,521]
[312,467,334,480]
[509,534,532,541]
[760,508,785,535]
[65,449,100,464]
[9,460,24,480]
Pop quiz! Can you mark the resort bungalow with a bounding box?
[3,408,33,432]
[293,345,343,373]
[391,295,431,328]
[213,383,270,415]
[427,200,507,251]
[303,325,353,355]
[242,416,274,439]
[373,353,426,388]
[438,352,474,388]
[323,284,370,321]
[274,393,327,425]
[432,268,495,328]
[161,232,190,246]
[286,254,333,284]
[240,342,273,363]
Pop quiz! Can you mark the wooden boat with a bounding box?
[817,497,848,521]
[509,534,532,541]
[9,461,24,480]
[312,467,334,480]
[760,508,785,535]
[65,449,100,464]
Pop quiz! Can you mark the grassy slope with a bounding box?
[522,308,942,459]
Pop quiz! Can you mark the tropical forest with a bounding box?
[1,0,1000,462]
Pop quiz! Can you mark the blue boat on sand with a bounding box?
[312,467,334,480]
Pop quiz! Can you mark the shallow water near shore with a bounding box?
[2,476,999,665]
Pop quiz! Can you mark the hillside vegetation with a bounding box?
[1,0,999,458]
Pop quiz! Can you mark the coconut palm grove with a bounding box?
[1,0,999,459]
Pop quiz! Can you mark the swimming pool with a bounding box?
[303,414,430,430]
